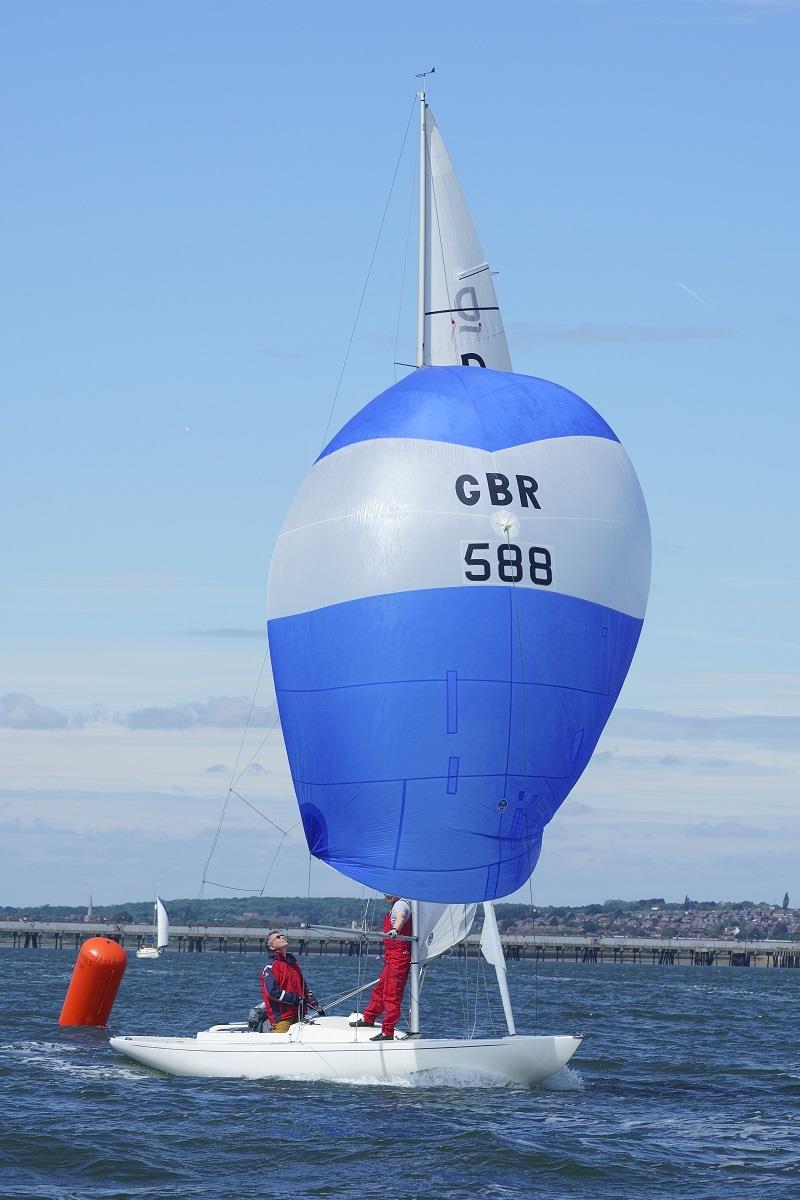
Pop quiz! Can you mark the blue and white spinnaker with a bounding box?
[268,365,650,902]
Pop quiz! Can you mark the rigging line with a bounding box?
[203,878,265,892]
[355,889,374,1006]
[231,714,281,790]
[230,643,271,786]
[200,789,232,895]
[177,966,242,1036]
[481,957,499,1039]
[200,642,270,895]
[529,872,539,1031]
[500,523,517,795]
[474,945,483,1038]
[258,829,290,897]
[317,975,382,1015]
[469,948,483,1040]
[506,525,544,883]
[393,151,417,383]
[508,549,541,1028]
[507,524,546,1052]
[456,933,470,1038]
[319,96,417,452]
[229,788,289,836]
[425,123,455,348]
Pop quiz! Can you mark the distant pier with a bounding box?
[1,921,799,967]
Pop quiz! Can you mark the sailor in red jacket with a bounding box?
[352,895,412,1041]
[259,930,322,1032]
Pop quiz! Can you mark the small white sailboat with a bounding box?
[136,896,169,960]
[111,90,650,1083]
[114,901,579,1083]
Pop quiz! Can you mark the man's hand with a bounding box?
[388,929,399,938]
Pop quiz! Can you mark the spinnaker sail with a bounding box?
[267,366,650,902]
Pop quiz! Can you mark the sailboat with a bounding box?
[111,92,650,1082]
[136,896,169,959]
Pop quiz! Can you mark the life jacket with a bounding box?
[258,970,276,1025]
[260,951,311,1025]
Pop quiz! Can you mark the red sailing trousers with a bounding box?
[363,913,412,1037]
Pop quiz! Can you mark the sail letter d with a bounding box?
[455,286,480,333]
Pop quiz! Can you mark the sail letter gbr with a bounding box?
[267,366,650,902]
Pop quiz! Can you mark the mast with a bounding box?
[416,91,427,368]
[409,899,421,1033]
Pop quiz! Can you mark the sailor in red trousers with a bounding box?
[352,894,413,1041]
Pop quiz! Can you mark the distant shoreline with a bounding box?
[3,894,798,943]
[4,920,800,970]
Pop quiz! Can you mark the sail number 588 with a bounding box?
[463,542,553,586]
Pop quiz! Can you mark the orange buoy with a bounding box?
[59,937,128,1026]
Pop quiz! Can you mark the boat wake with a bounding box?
[5,1039,145,1082]
[315,1066,571,1090]
[540,1066,584,1091]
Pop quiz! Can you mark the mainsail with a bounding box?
[423,109,512,371]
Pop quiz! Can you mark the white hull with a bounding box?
[110,1016,580,1085]
[135,947,161,959]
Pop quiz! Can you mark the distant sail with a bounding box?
[424,109,512,371]
[156,897,169,950]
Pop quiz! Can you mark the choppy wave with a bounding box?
[4,1038,146,1081]
[2,952,799,1199]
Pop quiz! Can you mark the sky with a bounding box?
[1,0,798,908]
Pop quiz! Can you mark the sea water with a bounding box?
[1,948,798,1199]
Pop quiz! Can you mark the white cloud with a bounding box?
[605,707,800,750]
[684,821,772,840]
[0,694,70,730]
[2,691,798,906]
[120,696,277,730]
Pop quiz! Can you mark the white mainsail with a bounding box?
[156,896,169,950]
[423,108,512,372]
